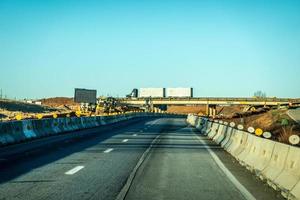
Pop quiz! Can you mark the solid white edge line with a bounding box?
[195,133,256,200]
[104,148,114,153]
[65,166,85,175]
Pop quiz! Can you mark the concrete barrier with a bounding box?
[80,117,89,128]
[214,124,228,144]
[220,126,233,148]
[186,115,300,199]
[64,118,75,131]
[22,120,37,140]
[73,117,81,129]
[69,117,80,131]
[289,181,300,200]
[195,117,202,129]
[271,145,300,198]
[51,118,63,133]
[45,119,57,135]
[91,116,99,127]
[236,134,256,165]
[187,114,197,126]
[32,119,53,137]
[212,123,224,143]
[0,113,184,147]
[85,117,95,128]
[203,121,212,136]
[242,136,264,171]
[260,143,290,188]
[208,122,219,139]
[0,122,16,145]
[226,130,248,158]
[223,128,238,150]
[200,119,209,135]
[252,138,276,175]
[97,116,106,125]
[10,121,27,143]
[57,118,69,132]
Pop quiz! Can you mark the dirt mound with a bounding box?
[167,105,207,115]
[40,97,78,107]
[0,99,55,113]
[222,109,300,144]
[0,99,60,121]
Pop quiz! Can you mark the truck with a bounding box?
[165,88,193,98]
[139,88,165,98]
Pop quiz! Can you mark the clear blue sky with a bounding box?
[0,0,299,99]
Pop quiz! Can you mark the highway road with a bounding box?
[0,118,284,200]
[287,108,300,124]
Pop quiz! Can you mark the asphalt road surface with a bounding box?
[0,118,284,200]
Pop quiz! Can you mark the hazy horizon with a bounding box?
[1,0,300,99]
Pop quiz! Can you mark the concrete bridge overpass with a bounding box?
[119,97,300,116]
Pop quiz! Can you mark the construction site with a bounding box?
[1,87,300,146]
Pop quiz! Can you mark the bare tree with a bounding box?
[254,90,266,98]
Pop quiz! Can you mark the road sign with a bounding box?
[74,88,97,104]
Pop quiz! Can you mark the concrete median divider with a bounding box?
[260,143,290,187]
[272,145,300,198]
[1,113,184,147]
[32,119,53,137]
[51,118,61,133]
[0,122,16,145]
[69,117,80,131]
[208,122,219,139]
[212,123,223,143]
[252,138,275,174]
[236,133,256,166]
[226,130,248,158]
[187,114,300,200]
[10,121,27,143]
[214,124,228,144]
[22,120,37,140]
[204,121,213,136]
[289,180,300,200]
[201,119,209,134]
[97,116,106,125]
[231,131,251,160]
[43,119,54,136]
[220,126,233,148]
[224,128,238,150]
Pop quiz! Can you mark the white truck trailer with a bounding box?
[165,88,193,98]
[139,88,165,98]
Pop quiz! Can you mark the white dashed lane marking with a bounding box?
[122,139,129,143]
[132,134,138,136]
[104,148,114,153]
[65,166,85,175]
